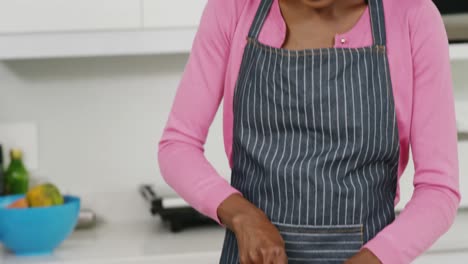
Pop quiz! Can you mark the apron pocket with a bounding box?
[273,222,363,263]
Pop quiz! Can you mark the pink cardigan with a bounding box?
[158,0,461,263]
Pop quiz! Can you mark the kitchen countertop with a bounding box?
[0,216,225,264]
[1,211,468,264]
[0,217,225,264]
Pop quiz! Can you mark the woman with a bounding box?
[158,0,460,263]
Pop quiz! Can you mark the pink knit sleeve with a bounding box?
[157,0,244,224]
[363,1,461,263]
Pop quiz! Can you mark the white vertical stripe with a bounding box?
[349,50,363,223]
[268,48,282,221]
[231,47,244,191]
[321,48,333,225]
[340,49,351,225]
[390,66,399,163]
[391,107,399,172]
[297,51,308,225]
[262,47,274,215]
[238,45,257,195]
[236,48,250,195]
[276,52,287,221]
[243,80,254,202]
[377,53,392,217]
[283,50,296,223]
[243,48,261,202]
[354,49,368,225]
[290,50,303,224]
[314,48,324,226]
[306,52,316,225]
[384,54,398,200]
[362,51,376,238]
[249,47,266,206]
[369,51,383,231]
[382,50,391,191]
[330,48,341,225]
[388,52,399,167]
[375,50,392,220]
[248,53,260,205]
[343,51,356,221]
[254,47,268,210]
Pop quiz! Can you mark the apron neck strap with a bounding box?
[248,0,274,39]
[368,0,387,46]
[247,0,387,46]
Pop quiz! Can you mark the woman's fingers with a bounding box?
[276,250,288,264]
[239,250,261,264]
[261,246,287,264]
[240,246,287,264]
[249,249,263,263]
[225,200,287,264]
[238,236,288,264]
[259,247,273,263]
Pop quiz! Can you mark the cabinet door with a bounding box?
[396,142,468,211]
[0,0,140,34]
[458,142,468,207]
[143,0,208,28]
[396,153,415,211]
[413,252,468,264]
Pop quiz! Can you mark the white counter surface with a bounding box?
[1,217,224,264]
[1,211,468,264]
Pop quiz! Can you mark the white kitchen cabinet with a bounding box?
[396,141,468,211]
[458,141,468,206]
[0,2,466,59]
[451,43,468,61]
[0,29,197,60]
[413,252,468,264]
[395,152,415,211]
[94,253,220,264]
[0,0,140,34]
[143,0,208,28]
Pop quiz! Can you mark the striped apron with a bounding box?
[220,0,399,262]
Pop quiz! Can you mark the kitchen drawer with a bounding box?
[97,253,220,264]
[414,252,468,264]
[0,0,140,34]
[143,0,208,28]
[396,141,468,211]
[458,141,468,206]
[396,152,415,211]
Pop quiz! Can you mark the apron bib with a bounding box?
[221,0,400,262]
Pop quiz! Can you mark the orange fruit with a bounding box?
[8,198,29,208]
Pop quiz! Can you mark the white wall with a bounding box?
[0,56,466,221]
[0,55,232,220]
[452,60,468,104]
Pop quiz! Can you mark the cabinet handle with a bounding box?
[459,132,468,142]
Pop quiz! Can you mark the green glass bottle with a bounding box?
[4,149,29,195]
[0,144,4,195]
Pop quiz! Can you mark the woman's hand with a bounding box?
[218,194,288,264]
[232,210,288,264]
[345,248,382,264]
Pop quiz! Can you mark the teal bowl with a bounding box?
[0,195,80,256]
